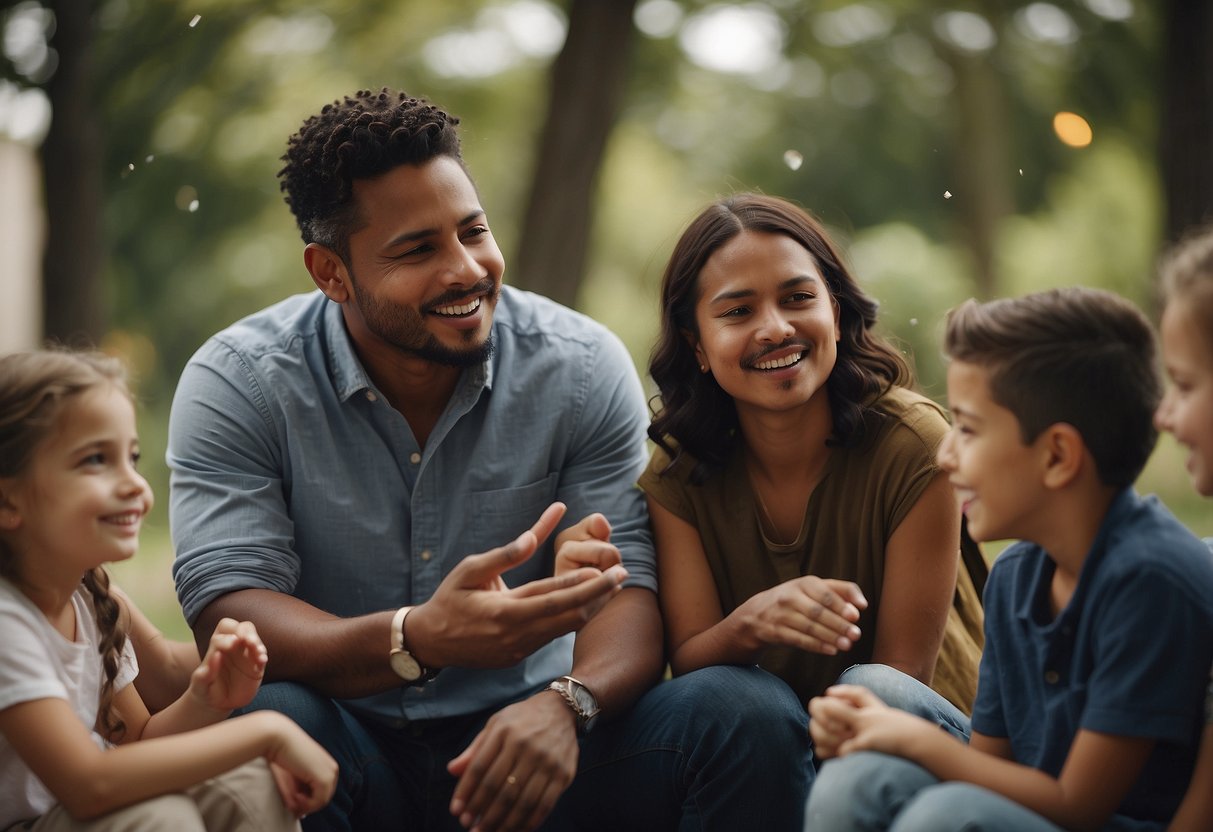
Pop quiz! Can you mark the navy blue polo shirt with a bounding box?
[972,488,1213,826]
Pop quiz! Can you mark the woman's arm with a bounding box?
[870,471,961,683]
[0,697,336,820]
[651,496,865,675]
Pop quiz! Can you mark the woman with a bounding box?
[641,194,985,718]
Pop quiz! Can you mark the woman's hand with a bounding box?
[733,576,866,655]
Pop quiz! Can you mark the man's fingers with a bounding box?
[456,503,568,587]
[509,565,626,619]
[529,502,567,547]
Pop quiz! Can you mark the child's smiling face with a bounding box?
[2,385,153,574]
[1156,302,1213,496]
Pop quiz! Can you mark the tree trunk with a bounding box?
[1159,0,1213,243]
[41,0,106,347]
[513,0,638,308]
[941,46,1012,300]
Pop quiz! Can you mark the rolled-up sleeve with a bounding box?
[557,330,657,593]
[167,341,301,625]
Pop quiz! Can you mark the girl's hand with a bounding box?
[267,723,340,818]
[733,576,866,655]
[808,684,935,759]
[189,618,268,713]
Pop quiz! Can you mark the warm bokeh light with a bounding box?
[1053,111,1093,148]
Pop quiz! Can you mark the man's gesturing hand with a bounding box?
[406,502,628,669]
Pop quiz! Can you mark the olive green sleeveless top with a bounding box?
[640,386,985,713]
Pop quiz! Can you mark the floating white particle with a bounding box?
[783,149,804,171]
[189,14,201,28]
[188,199,200,212]
[127,163,135,171]
[943,190,952,199]
[1018,168,1023,175]
[146,155,155,163]
[909,318,919,326]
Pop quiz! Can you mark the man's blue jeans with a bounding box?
[243,664,811,831]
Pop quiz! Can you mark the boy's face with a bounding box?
[938,360,1048,543]
[1156,303,1213,496]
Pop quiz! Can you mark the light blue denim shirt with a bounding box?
[167,287,656,723]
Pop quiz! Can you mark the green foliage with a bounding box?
[4,0,1195,631]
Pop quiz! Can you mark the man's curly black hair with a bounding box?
[278,87,464,261]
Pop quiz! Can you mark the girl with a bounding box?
[1154,226,1213,832]
[0,349,337,831]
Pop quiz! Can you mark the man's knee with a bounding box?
[806,751,937,830]
[834,664,969,740]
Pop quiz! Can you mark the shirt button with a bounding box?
[365,390,378,402]
[409,452,421,464]
[1044,670,1060,684]
[420,550,433,561]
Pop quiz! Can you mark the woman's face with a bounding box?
[689,229,840,416]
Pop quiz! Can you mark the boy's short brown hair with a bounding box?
[944,287,1160,488]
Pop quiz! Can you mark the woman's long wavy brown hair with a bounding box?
[0,349,133,740]
[648,194,912,483]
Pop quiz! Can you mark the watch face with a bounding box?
[571,683,599,716]
[390,649,421,681]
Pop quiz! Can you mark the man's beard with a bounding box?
[351,274,497,368]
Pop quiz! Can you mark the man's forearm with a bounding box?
[195,589,401,699]
[567,587,664,719]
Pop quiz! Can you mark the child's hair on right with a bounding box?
[943,287,1161,489]
[0,348,133,738]
[1158,224,1213,351]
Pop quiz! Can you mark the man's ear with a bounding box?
[1039,423,1086,490]
[303,243,352,303]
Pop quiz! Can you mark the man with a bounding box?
[168,88,808,831]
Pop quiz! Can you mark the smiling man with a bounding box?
[165,89,797,832]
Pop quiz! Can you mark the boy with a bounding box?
[803,287,1213,831]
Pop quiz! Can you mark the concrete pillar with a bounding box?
[0,138,42,352]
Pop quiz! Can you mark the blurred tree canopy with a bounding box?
[1,0,1207,456]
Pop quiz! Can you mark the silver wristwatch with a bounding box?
[547,675,600,735]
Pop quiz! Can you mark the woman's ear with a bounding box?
[0,485,22,531]
[304,243,352,303]
[682,328,709,373]
[1039,423,1086,490]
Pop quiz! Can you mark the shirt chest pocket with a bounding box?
[466,474,561,579]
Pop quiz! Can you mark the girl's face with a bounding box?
[689,229,840,418]
[1156,302,1213,496]
[0,385,153,574]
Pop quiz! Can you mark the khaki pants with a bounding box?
[11,759,299,832]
